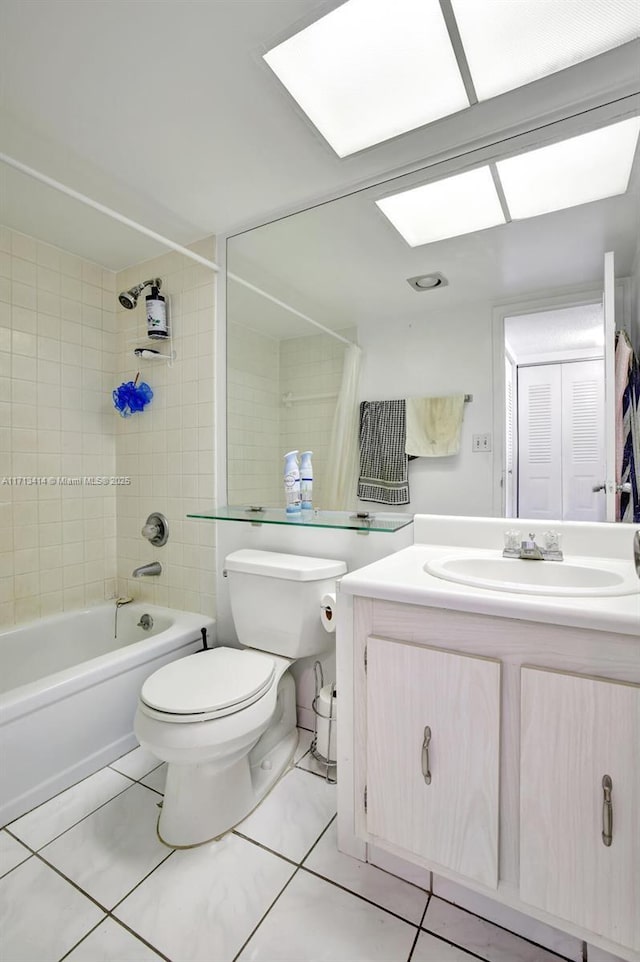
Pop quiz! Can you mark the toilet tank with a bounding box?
[224,549,347,658]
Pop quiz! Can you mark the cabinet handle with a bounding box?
[602,775,613,847]
[421,726,432,785]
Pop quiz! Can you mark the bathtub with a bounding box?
[0,603,215,825]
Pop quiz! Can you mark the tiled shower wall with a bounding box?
[226,326,352,509]
[0,226,118,627]
[114,239,217,617]
[227,322,280,506]
[279,331,351,510]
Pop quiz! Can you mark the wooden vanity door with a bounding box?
[366,635,501,888]
[520,667,640,951]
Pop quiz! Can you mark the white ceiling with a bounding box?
[0,1,638,271]
[227,142,640,337]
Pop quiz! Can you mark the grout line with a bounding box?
[406,892,431,962]
[24,781,137,854]
[424,895,577,962]
[33,851,112,915]
[1,757,141,832]
[103,916,172,962]
[231,866,302,962]
[231,831,299,868]
[109,848,176,914]
[300,864,426,930]
[57,917,109,962]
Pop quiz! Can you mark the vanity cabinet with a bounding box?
[366,636,500,888]
[520,667,640,950]
[348,598,640,960]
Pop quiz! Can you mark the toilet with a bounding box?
[134,549,346,847]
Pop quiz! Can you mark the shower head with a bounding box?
[118,277,162,310]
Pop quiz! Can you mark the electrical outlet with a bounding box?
[472,433,492,452]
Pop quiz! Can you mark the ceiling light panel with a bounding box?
[376,166,506,247]
[450,0,640,101]
[496,116,640,220]
[263,0,469,158]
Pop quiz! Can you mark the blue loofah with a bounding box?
[113,380,153,417]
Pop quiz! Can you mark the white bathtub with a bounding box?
[0,603,215,825]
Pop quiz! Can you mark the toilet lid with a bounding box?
[140,647,276,716]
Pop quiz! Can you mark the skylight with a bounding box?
[375,166,506,247]
[450,0,640,102]
[264,0,639,157]
[496,116,640,220]
[263,0,469,158]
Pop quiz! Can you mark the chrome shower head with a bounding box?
[118,277,162,310]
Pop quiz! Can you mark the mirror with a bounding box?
[226,109,640,518]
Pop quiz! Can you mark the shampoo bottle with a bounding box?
[146,286,168,339]
[300,450,313,510]
[283,450,301,514]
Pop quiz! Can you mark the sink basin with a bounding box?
[424,556,635,597]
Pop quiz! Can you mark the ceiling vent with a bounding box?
[406,273,448,292]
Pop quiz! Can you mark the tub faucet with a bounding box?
[132,562,162,578]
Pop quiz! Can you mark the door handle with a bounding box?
[634,531,640,579]
[592,483,606,493]
[421,726,432,785]
[602,775,613,847]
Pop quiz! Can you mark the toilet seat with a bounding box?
[139,647,276,723]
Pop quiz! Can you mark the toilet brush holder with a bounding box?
[310,661,337,784]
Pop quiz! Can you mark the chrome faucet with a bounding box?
[503,530,563,562]
[518,534,544,561]
[132,562,162,578]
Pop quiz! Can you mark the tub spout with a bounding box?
[132,562,162,578]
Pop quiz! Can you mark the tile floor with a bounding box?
[1,729,576,962]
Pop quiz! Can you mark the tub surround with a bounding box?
[0,602,215,824]
[337,515,640,962]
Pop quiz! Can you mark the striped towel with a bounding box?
[620,353,640,523]
[358,400,410,505]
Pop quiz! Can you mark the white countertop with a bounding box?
[340,543,640,637]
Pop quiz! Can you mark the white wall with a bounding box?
[358,304,496,517]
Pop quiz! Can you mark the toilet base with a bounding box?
[156,673,297,848]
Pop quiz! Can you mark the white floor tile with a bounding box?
[237,869,417,962]
[0,830,31,877]
[65,918,163,961]
[412,930,479,962]
[109,745,162,780]
[0,856,104,962]
[423,898,563,962]
[304,821,428,924]
[432,875,583,961]
[115,833,295,962]
[40,784,170,909]
[8,767,132,850]
[139,764,166,794]
[237,767,336,862]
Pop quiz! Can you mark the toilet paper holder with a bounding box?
[310,661,337,784]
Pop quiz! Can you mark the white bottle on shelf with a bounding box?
[283,450,301,514]
[300,450,313,510]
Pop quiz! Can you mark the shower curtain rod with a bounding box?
[227,273,354,346]
[1,151,355,349]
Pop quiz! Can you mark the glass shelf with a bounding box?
[187,506,414,533]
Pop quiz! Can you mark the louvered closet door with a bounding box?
[518,365,562,519]
[561,359,605,521]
